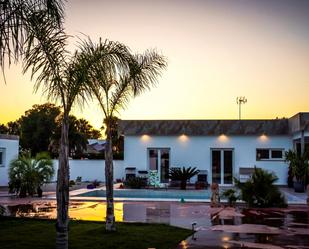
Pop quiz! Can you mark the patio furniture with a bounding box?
[125,167,136,180]
[195,170,208,189]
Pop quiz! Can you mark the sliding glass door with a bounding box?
[148,148,170,183]
[211,149,233,185]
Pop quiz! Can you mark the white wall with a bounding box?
[124,135,293,185]
[52,160,125,182]
[0,138,19,186]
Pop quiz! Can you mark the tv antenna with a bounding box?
[236,96,247,120]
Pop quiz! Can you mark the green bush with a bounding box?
[69,180,76,187]
[8,151,54,197]
[235,167,287,208]
[124,177,147,189]
[222,189,238,206]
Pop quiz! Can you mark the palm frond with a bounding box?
[128,49,167,96]
[22,9,68,104]
[0,0,65,69]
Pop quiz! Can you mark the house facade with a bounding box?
[0,134,19,186]
[119,113,309,185]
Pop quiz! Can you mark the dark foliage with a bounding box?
[124,177,147,189]
[235,167,287,208]
[222,189,238,206]
[169,167,199,190]
[285,150,309,184]
[8,151,54,197]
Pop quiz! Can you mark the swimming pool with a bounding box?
[76,189,219,201]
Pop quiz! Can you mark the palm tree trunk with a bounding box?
[56,113,70,249]
[105,124,116,231]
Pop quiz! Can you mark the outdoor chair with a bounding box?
[125,167,136,181]
[195,170,208,189]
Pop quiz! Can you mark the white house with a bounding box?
[119,113,309,185]
[0,134,19,186]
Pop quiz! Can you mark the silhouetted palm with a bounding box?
[22,13,92,249]
[79,38,167,231]
[0,0,64,69]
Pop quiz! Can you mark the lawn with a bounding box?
[0,217,192,249]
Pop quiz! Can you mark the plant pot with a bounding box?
[293,181,305,193]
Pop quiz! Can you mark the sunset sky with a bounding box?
[0,0,309,129]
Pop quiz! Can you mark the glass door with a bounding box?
[148,148,170,183]
[211,149,233,185]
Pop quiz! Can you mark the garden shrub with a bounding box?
[235,167,287,208]
[124,177,147,189]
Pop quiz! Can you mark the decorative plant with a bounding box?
[169,167,199,190]
[8,151,54,197]
[285,150,309,184]
[222,189,238,207]
[124,177,147,189]
[234,167,287,208]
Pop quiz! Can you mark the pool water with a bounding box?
[77,189,220,200]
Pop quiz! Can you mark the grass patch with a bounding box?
[0,216,192,249]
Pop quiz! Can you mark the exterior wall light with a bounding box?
[178,134,189,142]
[140,134,151,142]
[259,134,268,142]
[218,134,228,142]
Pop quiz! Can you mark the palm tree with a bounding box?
[169,167,200,190]
[22,16,135,246]
[0,0,64,69]
[8,151,54,197]
[79,38,167,231]
[21,12,91,249]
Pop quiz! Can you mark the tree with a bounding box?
[8,151,54,197]
[80,38,167,231]
[102,116,123,153]
[22,13,85,249]
[50,115,91,157]
[22,16,130,248]
[0,0,64,69]
[7,120,20,135]
[0,124,8,134]
[19,103,61,155]
[169,167,199,190]
[76,118,101,139]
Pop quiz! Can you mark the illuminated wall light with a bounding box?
[218,134,228,142]
[178,134,189,142]
[222,236,230,242]
[140,134,151,142]
[259,133,268,142]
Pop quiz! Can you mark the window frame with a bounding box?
[0,148,5,167]
[256,148,284,161]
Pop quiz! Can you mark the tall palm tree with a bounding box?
[79,38,167,231]
[0,0,64,69]
[22,15,135,247]
[21,12,90,249]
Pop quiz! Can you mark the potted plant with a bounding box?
[169,167,199,190]
[285,150,309,193]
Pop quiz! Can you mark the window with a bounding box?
[0,148,5,167]
[256,148,284,161]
